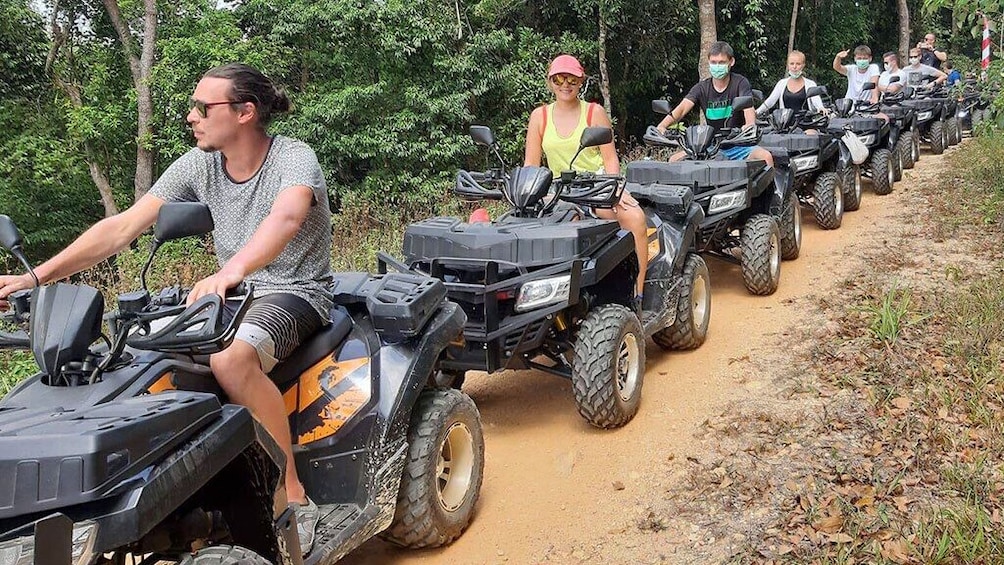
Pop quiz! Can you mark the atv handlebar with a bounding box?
[455,169,505,201]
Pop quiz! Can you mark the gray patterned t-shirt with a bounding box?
[149,135,333,317]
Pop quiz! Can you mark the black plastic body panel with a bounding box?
[0,393,220,520]
[403,216,620,269]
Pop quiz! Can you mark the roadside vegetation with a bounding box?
[681,131,1004,564]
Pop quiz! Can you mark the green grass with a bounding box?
[859,285,927,346]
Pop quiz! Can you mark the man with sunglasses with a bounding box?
[0,62,330,556]
[655,41,774,167]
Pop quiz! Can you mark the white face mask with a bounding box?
[909,57,920,66]
[884,63,892,72]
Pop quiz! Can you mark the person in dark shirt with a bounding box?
[917,32,947,69]
[655,41,774,166]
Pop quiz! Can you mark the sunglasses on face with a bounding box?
[550,75,583,87]
[189,98,238,118]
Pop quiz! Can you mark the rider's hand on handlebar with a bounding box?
[0,273,35,310]
[186,269,245,306]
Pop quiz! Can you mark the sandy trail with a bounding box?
[342,148,946,564]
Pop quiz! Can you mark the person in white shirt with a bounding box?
[878,51,906,95]
[832,45,880,103]
[757,50,826,115]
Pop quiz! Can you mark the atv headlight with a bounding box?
[857,134,876,146]
[916,111,933,121]
[708,190,747,215]
[0,522,97,565]
[515,275,571,312]
[791,155,819,172]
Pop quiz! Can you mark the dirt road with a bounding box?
[343,146,952,564]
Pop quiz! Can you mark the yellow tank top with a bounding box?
[540,101,605,177]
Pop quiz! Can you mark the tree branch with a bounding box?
[102,0,141,83]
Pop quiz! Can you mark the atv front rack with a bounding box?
[378,252,582,373]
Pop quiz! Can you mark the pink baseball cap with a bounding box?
[548,54,585,78]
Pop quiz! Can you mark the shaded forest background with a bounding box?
[0,0,999,267]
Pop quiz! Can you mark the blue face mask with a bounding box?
[788,70,803,79]
[709,63,729,79]
[855,59,871,70]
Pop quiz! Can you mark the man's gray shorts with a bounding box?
[234,293,326,373]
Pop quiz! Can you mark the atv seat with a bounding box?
[625,159,767,189]
[269,307,353,388]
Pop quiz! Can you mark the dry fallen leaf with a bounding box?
[891,397,912,410]
[812,514,843,534]
[828,532,854,544]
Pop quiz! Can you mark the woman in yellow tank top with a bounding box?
[524,54,649,304]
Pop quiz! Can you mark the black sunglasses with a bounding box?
[189,98,240,118]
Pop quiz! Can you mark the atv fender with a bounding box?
[765,148,793,217]
[888,121,901,149]
[837,142,853,171]
[380,301,467,435]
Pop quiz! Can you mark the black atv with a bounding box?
[0,203,483,565]
[382,125,708,429]
[826,84,898,197]
[756,88,847,229]
[956,78,994,135]
[900,79,953,155]
[878,76,921,173]
[635,96,797,296]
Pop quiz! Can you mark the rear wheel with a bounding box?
[929,121,946,155]
[571,304,645,428]
[912,129,921,162]
[653,253,710,350]
[870,149,894,196]
[778,189,801,260]
[946,117,961,145]
[811,172,843,230]
[740,214,781,296]
[839,165,862,212]
[382,389,484,548]
[899,131,915,169]
[891,143,903,182]
[180,546,271,564]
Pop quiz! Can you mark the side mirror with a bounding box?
[731,96,754,112]
[888,75,901,84]
[752,89,765,103]
[154,202,214,243]
[0,215,38,287]
[0,215,24,252]
[469,125,496,147]
[861,82,876,92]
[651,99,672,115]
[579,126,613,148]
[806,86,827,98]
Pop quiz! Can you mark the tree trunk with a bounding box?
[897,0,910,62]
[597,5,613,116]
[788,0,799,53]
[46,0,119,217]
[698,0,717,80]
[103,0,157,202]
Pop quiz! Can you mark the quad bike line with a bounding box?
[343,143,958,564]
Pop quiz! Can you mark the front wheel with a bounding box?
[811,172,843,230]
[839,165,863,212]
[180,546,271,564]
[870,149,894,196]
[571,304,645,428]
[891,142,903,182]
[740,214,781,296]
[778,189,801,260]
[653,253,710,350]
[382,389,485,548]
